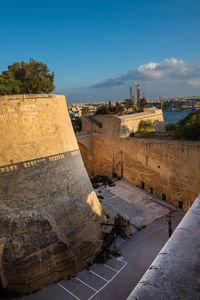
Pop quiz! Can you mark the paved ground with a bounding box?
[98,179,175,229]
[22,181,184,300]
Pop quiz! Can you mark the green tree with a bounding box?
[0,58,55,95]
[165,123,177,131]
[0,71,22,95]
[95,102,124,115]
[72,117,82,132]
[81,106,90,116]
[95,104,109,115]
[174,111,200,140]
[114,102,124,114]
[138,98,147,111]
[123,99,133,111]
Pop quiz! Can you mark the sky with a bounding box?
[0,0,200,103]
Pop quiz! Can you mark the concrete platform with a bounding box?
[98,179,175,229]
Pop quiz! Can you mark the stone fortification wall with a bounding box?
[82,108,165,138]
[78,132,200,211]
[82,115,102,133]
[0,94,103,295]
[119,108,165,137]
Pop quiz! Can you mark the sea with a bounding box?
[163,110,192,124]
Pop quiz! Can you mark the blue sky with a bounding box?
[1,0,200,102]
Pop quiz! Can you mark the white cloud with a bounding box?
[138,62,162,79]
[92,57,196,88]
[187,80,200,87]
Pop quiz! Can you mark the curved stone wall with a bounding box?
[0,94,103,295]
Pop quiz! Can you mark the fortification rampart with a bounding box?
[0,94,103,295]
[78,131,200,211]
[82,108,165,138]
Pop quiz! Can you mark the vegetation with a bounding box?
[81,106,91,116]
[137,120,154,136]
[138,98,148,110]
[123,99,133,111]
[173,111,200,140]
[165,123,177,131]
[0,58,55,95]
[95,101,124,115]
[72,117,82,132]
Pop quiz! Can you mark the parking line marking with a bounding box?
[104,264,118,272]
[88,261,128,300]
[57,283,80,300]
[89,270,108,282]
[75,277,97,292]
[112,256,124,262]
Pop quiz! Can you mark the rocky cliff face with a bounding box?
[0,94,103,295]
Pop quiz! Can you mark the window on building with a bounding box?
[162,194,166,201]
[150,187,153,194]
[141,181,145,189]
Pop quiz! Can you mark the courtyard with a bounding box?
[22,180,184,300]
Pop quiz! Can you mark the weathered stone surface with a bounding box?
[0,94,103,295]
[78,125,200,211]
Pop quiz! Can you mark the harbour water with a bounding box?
[163,110,192,124]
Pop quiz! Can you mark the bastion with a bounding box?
[0,94,103,295]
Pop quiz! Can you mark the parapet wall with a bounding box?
[127,194,200,300]
[0,94,103,295]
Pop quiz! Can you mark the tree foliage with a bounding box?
[138,98,147,111]
[95,101,124,115]
[123,99,133,110]
[165,123,177,131]
[81,106,91,116]
[72,117,82,132]
[0,71,22,95]
[0,58,55,95]
[173,111,200,140]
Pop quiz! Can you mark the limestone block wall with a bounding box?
[121,138,200,210]
[119,109,165,137]
[0,94,103,295]
[82,115,102,133]
[79,133,200,211]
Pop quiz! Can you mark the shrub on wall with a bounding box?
[137,120,154,136]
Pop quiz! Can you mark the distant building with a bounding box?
[134,82,141,108]
[129,86,133,100]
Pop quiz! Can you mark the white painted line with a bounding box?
[112,256,125,262]
[88,261,128,300]
[75,277,97,292]
[89,270,108,282]
[57,283,80,300]
[104,264,118,272]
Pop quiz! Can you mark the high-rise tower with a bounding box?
[129,86,133,100]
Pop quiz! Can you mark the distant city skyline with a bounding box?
[1,0,200,102]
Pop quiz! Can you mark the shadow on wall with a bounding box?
[153,120,166,132]
[0,149,103,296]
[0,149,102,210]
[120,125,130,138]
